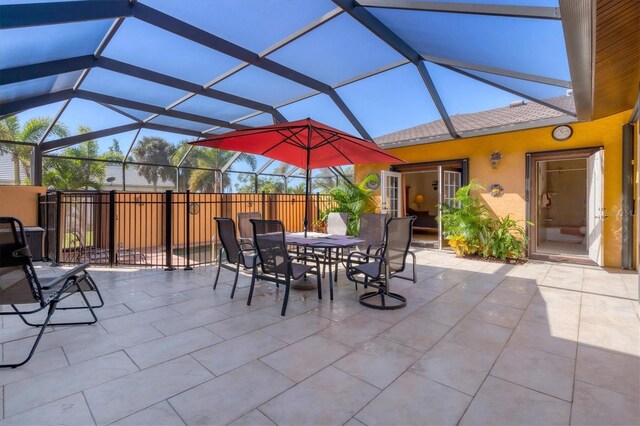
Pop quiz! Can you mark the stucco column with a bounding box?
[31,144,43,186]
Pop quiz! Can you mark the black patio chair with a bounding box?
[0,217,101,368]
[213,217,259,299]
[248,219,321,316]
[237,212,261,247]
[357,213,388,253]
[342,213,387,288]
[327,212,349,235]
[346,216,416,310]
[319,212,349,280]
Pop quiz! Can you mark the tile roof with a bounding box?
[375,95,576,146]
[104,164,175,190]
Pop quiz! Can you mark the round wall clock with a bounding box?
[552,125,573,141]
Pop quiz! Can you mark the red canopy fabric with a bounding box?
[189,118,404,169]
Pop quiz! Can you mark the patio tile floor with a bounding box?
[0,249,638,425]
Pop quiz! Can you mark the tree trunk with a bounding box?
[12,153,20,185]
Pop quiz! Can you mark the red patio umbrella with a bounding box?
[190,118,404,235]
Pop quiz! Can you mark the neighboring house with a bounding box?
[103,164,176,192]
[0,152,26,185]
[359,94,636,269]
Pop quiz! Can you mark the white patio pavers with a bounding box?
[0,250,637,425]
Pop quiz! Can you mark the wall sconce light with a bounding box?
[414,194,424,210]
[489,183,504,197]
[490,151,502,169]
[432,180,438,191]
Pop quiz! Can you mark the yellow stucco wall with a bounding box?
[357,110,634,268]
[0,186,45,226]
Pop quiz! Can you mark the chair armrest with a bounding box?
[346,251,387,269]
[238,247,257,260]
[40,263,90,290]
[290,253,321,271]
[290,253,320,264]
[238,238,254,248]
[238,248,259,267]
[366,242,384,255]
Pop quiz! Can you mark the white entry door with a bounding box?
[438,168,462,249]
[587,150,604,265]
[381,170,402,218]
[443,170,462,208]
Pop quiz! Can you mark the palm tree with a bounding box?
[321,174,378,236]
[173,143,257,192]
[255,162,292,193]
[0,115,68,185]
[131,136,177,192]
[101,138,124,162]
[43,127,106,190]
[310,168,338,194]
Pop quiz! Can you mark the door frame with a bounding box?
[392,158,468,249]
[525,146,603,263]
[381,170,403,217]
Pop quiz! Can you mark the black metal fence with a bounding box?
[38,190,336,268]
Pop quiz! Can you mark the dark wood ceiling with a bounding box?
[592,0,640,119]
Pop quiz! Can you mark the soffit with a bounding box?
[592,0,640,119]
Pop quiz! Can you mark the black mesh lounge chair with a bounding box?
[237,212,261,247]
[213,217,259,299]
[67,231,148,266]
[66,231,110,264]
[346,216,416,310]
[0,217,102,368]
[248,219,321,316]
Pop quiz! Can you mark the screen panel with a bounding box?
[370,8,570,80]
[143,0,336,53]
[0,71,81,104]
[267,13,402,85]
[0,20,112,68]
[336,64,442,138]
[102,19,242,85]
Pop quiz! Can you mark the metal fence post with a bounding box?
[261,191,266,219]
[316,193,321,230]
[53,190,62,266]
[40,193,49,261]
[184,190,193,271]
[165,190,175,271]
[108,190,116,267]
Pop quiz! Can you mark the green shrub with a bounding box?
[439,180,530,260]
[483,215,529,260]
[320,174,377,236]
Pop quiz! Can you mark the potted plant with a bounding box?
[319,174,378,236]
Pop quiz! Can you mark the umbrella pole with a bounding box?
[304,129,311,238]
[304,164,310,238]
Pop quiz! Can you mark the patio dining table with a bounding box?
[285,232,364,300]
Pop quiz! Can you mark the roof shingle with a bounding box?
[375,95,575,146]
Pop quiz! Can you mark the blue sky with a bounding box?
[4,0,569,174]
